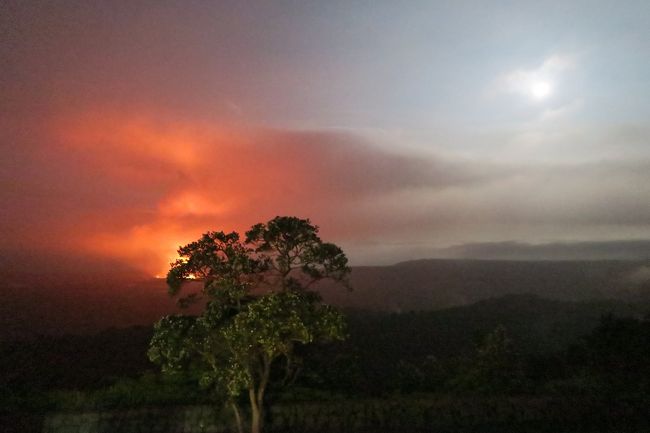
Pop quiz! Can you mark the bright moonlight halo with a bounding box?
[530,80,552,100]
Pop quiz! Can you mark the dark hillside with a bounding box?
[343,294,648,360]
[4,294,647,398]
[2,260,649,340]
[319,259,650,311]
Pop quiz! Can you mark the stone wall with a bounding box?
[41,396,649,433]
[43,405,231,433]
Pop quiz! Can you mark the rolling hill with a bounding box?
[2,259,649,340]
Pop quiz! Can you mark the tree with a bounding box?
[579,314,650,393]
[458,325,525,393]
[148,216,350,433]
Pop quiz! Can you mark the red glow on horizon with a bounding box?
[49,110,340,276]
[9,108,408,277]
[48,112,252,275]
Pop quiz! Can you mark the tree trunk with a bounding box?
[249,387,264,433]
[231,401,244,433]
[250,355,271,433]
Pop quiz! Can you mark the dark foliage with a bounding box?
[0,326,153,395]
[565,314,650,394]
[3,294,649,418]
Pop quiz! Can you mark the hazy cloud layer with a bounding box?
[436,240,650,262]
[2,109,650,274]
[2,111,505,273]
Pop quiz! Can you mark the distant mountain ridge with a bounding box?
[434,240,650,261]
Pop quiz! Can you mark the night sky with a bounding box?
[2,1,650,277]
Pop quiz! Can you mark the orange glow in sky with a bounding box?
[48,110,357,276]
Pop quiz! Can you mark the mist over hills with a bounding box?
[318,259,650,311]
[2,257,649,340]
[434,240,650,261]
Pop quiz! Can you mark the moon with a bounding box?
[530,80,552,100]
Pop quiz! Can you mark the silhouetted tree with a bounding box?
[148,217,349,433]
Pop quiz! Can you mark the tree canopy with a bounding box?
[148,216,350,433]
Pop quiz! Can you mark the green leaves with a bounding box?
[148,315,199,373]
[223,291,346,361]
[150,216,350,417]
